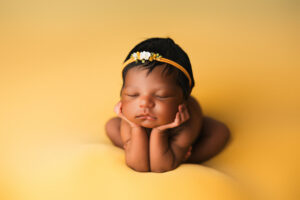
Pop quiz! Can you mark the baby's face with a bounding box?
[121,64,185,128]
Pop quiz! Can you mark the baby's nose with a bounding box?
[139,97,154,108]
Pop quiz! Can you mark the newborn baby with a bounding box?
[105,37,230,173]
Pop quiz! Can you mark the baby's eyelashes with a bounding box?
[126,94,138,97]
[155,95,169,99]
[125,93,171,99]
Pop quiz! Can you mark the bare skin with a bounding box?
[105,64,231,172]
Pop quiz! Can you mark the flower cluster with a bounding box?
[131,51,162,63]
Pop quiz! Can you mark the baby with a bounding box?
[105,37,230,173]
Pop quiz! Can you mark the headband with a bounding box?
[122,51,192,87]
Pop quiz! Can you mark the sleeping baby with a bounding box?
[105,37,230,173]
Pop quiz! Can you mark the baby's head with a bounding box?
[120,37,195,128]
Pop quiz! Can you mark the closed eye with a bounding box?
[126,94,138,97]
[155,95,169,99]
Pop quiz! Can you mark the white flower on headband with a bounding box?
[140,51,151,60]
[131,51,162,63]
[132,52,138,60]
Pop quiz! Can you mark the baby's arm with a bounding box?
[115,102,150,172]
[120,119,150,172]
[150,104,194,173]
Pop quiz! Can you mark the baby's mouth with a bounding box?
[136,114,156,120]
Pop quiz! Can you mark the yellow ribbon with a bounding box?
[122,53,192,87]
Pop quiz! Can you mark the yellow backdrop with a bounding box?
[0,1,299,200]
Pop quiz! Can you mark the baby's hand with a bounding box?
[154,104,190,132]
[114,101,140,128]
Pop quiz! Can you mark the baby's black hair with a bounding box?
[121,37,195,100]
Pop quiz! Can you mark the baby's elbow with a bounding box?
[133,165,149,172]
[130,165,149,173]
[126,159,149,172]
[151,168,169,173]
[150,164,176,173]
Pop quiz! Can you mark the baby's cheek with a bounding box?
[121,101,136,120]
[158,105,178,124]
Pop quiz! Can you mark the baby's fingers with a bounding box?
[178,104,189,123]
[174,112,181,126]
[181,105,190,122]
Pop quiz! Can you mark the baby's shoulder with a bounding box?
[187,96,202,110]
[186,96,203,120]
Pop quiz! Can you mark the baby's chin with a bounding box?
[140,124,160,129]
[136,121,158,129]
[135,120,169,129]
